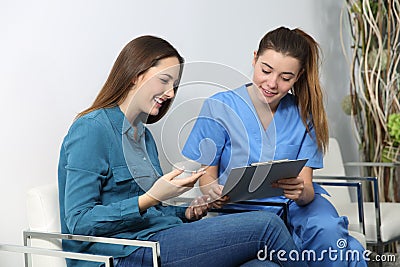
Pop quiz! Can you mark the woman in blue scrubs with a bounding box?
[58,35,305,267]
[183,26,367,266]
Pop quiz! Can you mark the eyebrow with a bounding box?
[261,62,296,76]
[161,73,174,79]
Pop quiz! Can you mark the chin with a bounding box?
[257,94,270,104]
[149,109,160,116]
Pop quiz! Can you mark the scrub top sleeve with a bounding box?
[182,98,227,166]
[63,118,145,236]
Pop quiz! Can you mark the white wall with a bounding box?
[0,0,356,265]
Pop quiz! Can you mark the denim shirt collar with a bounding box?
[104,106,145,138]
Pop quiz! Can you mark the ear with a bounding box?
[131,76,137,86]
[131,73,145,87]
[252,51,258,67]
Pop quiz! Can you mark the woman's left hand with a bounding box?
[272,176,305,202]
[185,195,210,221]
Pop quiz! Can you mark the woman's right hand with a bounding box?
[207,184,230,209]
[146,168,206,203]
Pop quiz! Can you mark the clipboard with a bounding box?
[221,158,308,202]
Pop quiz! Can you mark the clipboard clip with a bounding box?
[250,159,289,166]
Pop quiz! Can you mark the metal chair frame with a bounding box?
[22,230,160,267]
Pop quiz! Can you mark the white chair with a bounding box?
[314,138,400,252]
[24,183,160,267]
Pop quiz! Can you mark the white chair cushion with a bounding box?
[336,202,400,243]
[27,183,61,232]
[26,183,65,267]
[349,230,367,248]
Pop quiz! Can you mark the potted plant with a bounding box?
[383,113,400,161]
[341,0,400,202]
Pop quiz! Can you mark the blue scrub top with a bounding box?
[182,84,323,185]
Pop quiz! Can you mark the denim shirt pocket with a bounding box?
[111,166,135,198]
[274,144,301,160]
[112,164,158,200]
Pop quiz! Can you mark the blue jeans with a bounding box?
[116,211,306,267]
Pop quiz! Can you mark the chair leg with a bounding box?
[376,243,384,267]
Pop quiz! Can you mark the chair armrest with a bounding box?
[23,230,160,267]
[314,177,365,235]
[0,242,114,267]
[344,162,400,167]
[314,175,381,242]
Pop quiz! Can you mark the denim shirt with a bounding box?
[58,106,186,267]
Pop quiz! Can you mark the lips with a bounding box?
[261,87,278,97]
[154,97,165,105]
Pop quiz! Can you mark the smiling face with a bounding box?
[122,57,181,122]
[251,49,302,112]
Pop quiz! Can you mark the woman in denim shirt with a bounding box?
[58,35,305,267]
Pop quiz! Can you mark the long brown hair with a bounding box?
[256,26,329,153]
[77,35,184,124]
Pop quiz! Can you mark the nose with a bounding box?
[265,75,278,89]
[163,88,175,99]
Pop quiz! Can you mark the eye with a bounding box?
[160,78,169,84]
[281,77,291,82]
[262,69,271,74]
